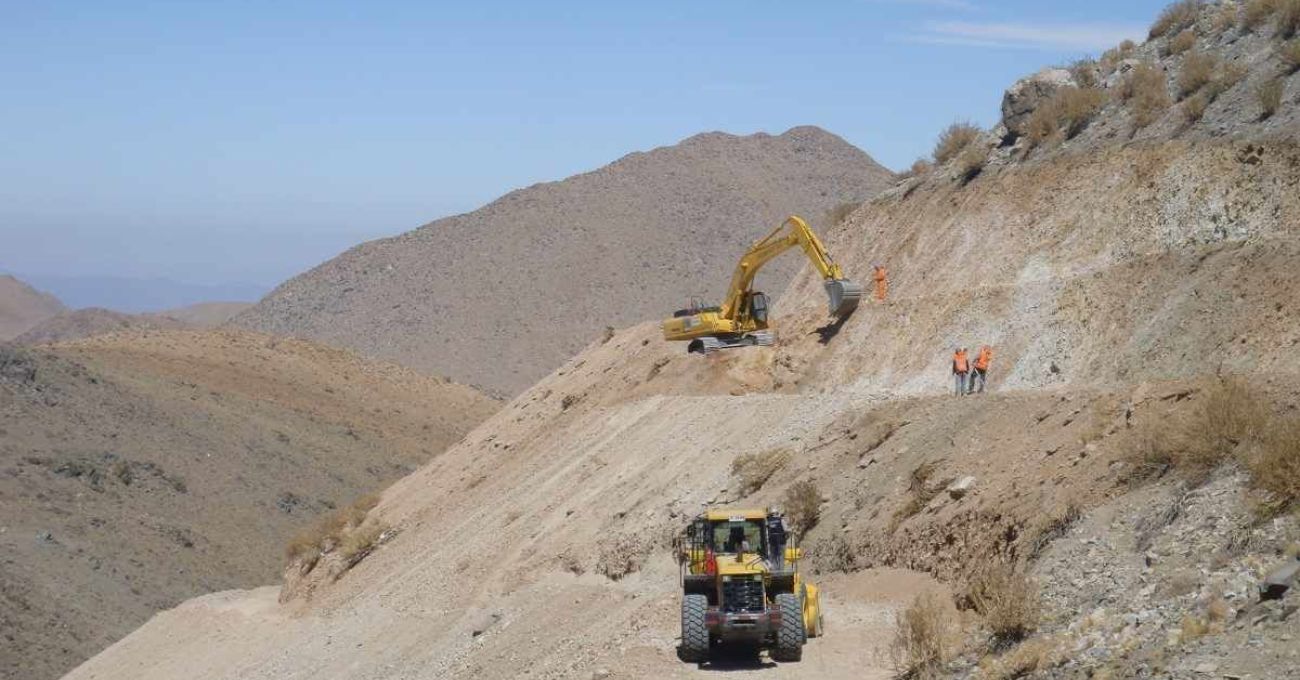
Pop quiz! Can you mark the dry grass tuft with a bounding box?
[731,448,791,495]
[1167,28,1198,55]
[1243,0,1280,30]
[933,122,981,165]
[979,636,1068,680]
[1178,50,1218,98]
[968,563,1042,646]
[1183,92,1210,122]
[338,520,388,562]
[783,479,822,535]
[955,143,988,184]
[284,492,383,565]
[1120,63,1173,128]
[1180,614,1211,641]
[891,592,956,679]
[1257,77,1286,117]
[902,158,933,178]
[1026,87,1107,146]
[1100,40,1138,76]
[1281,37,1300,71]
[1151,0,1204,38]
[1281,0,1300,36]
[891,461,943,530]
[1216,2,1240,33]
[1070,58,1099,88]
[1244,415,1300,516]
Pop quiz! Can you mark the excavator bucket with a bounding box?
[825,279,863,317]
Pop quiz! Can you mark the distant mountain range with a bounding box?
[2,272,267,313]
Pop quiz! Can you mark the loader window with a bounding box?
[749,293,769,324]
[709,519,766,555]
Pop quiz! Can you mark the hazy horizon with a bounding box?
[2,1,1165,310]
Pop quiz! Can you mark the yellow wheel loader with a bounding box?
[662,215,861,354]
[675,509,823,663]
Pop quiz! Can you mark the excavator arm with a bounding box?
[720,216,858,319]
[661,215,861,353]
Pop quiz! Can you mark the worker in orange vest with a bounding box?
[969,345,993,394]
[873,264,888,302]
[952,348,969,396]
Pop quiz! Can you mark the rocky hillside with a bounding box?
[0,275,66,340]
[163,301,253,327]
[0,330,498,680]
[66,3,1300,679]
[14,307,191,344]
[233,126,894,396]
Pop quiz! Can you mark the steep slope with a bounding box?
[0,274,66,340]
[234,126,894,396]
[68,4,1300,679]
[0,330,498,680]
[14,307,190,344]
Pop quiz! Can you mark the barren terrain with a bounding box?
[0,275,66,341]
[0,330,497,680]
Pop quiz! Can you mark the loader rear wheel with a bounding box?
[771,593,804,662]
[680,594,710,662]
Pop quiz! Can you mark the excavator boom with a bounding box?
[662,215,862,353]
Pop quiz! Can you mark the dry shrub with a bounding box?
[1183,92,1210,122]
[891,461,942,530]
[783,479,822,535]
[968,563,1042,646]
[284,492,382,565]
[1257,77,1286,117]
[1126,378,1268,485]
[1244,0,1280,29]
[1100,40,1138,75]
[979,636,1067,680]
[1151,0,1204,38]
[933,122,981,164]
[955,143,987,184]
[1070,58,1099,88]
[891,592,956,679]
[1120,63,1173,127]
[1281,37,1300,71]
[1281,0,1300,36]
[731,448,791,495]
[1178,50,1218,97]
[1027,87,1107,146]
[1208,62,1248,100]
[1215,2,1240,33]
[338,521,387,562]
[1167,28,1198,55]
[1244,415,1300,516]
[902,158,933,178]
[1180,614,1210,641]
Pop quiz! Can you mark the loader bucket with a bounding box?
[825,279,863,317]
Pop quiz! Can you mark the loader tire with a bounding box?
[680,594,710,662]
[771,593,804,662]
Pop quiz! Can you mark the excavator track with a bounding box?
[689,330,775,355]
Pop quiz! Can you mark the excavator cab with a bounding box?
[747,292,769,325]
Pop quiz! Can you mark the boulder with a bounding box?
[947,475,977,500]
[1001,68,1076,138]
[1259,558,1300,601]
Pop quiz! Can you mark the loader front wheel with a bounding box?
[680,594,710,662]
[771,593,804,662]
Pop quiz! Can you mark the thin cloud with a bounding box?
[871,0,979,9]
[912,20,1145,51]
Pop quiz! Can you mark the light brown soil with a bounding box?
[0,330,497,680]
[14,307,191,344]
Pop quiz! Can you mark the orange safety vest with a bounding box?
[975,347,992,371]
[953,351,969,373]
[874,267,887,282]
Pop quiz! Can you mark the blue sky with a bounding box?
[0,0,1166,304]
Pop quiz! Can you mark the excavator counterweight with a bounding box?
[662,215,861,354]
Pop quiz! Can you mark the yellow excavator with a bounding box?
[662,215,861,354]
